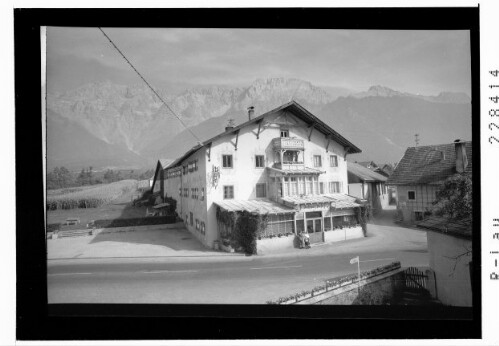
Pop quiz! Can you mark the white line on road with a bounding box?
[48,272,92,276]
[250,265,302,270]
[359,258,396,263]
[141,270,198,274]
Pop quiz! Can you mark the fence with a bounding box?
[404,267,428,290]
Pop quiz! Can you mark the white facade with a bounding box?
[155,102,363,249]
[427,231,472,306]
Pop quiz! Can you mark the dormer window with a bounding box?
[280,129,289,138]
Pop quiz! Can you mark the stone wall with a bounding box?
[315,271,405,305]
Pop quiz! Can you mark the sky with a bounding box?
[46,27,471,96]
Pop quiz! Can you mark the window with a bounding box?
[330,155,338,167]
[313,155,322,167]
[190,212,193,226]
[196,219,200,230]
[183,188,189,197]
[222,155,233,168]
[255,155,265,168]
[185,214,188,224]
[256,183,267,198]
[200,222,205,235]
[329,181,341,193]
[290,177,298,196]
[201,187,205,201]
[280,129,289,138]
[191,188,195,199]
[319,182,324,194]
[223,185,234,199]
[179,187,182,196]
[408,190,416,200]
[313,177,319,194]
[414,211,424,221]
[306,177,313,194]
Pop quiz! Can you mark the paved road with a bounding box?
[48,217,429,304]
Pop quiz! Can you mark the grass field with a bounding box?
[46,180,138,210]
[46,180,149,228]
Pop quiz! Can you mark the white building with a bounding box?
[152,101,366,252]
[416,216,472,307]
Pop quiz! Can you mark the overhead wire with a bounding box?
[97,27,204,147]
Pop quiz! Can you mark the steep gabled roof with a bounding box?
[387,141,472,185]
[167,101,362,169]
[347,162,388,182]
[159,158,174,170]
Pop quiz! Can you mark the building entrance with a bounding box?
[305,211,324,244]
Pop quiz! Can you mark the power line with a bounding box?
[97,27,204,147]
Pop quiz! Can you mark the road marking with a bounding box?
[249,265,302,270]
[141,270,198,274]
[359,258,396,263]
[48,272,92,276]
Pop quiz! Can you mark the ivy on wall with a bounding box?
[216,207,269,255]
[354,199,371,237]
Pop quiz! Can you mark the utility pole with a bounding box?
[415,133,420,147]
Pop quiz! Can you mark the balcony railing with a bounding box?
[272,137,305,150]
[273,162,305,170]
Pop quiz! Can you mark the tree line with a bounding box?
[46,166,155,190]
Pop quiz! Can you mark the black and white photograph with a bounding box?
[10,4,494,343]
[44,26,474,306]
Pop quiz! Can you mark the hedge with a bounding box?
[92,216,176,228]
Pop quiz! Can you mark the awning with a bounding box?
[214,199,295,214]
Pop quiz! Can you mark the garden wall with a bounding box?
[267,262,403,305]
[257,234,297,254]
[324,226,364,243]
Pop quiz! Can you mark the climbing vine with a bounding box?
[355,199,370,237]
[216,207,269,255]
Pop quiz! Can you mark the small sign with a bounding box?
[350,256,359,264]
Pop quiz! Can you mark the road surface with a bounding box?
[48,213,429,304]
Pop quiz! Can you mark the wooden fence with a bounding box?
[404,267,428,290]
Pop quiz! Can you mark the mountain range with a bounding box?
[46,78,472,171]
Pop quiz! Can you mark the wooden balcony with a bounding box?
[272,137,305,150]
[273,162,305,170]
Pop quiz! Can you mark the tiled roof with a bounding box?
[214,199,295,214]
[323,193,361,209]
[347,162,388,182]
[416,216,472,240]
[267,166,325,175]
[387,141,472,185]
[282,194,360,209]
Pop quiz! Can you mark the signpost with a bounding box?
[350,256,361,294]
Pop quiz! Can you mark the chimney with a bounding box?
[225,118,235,132]
[454,139,468,173]
[247,106,255,121]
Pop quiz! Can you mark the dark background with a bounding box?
[15,7,481,340]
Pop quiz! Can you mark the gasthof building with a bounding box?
[152,101,366,252]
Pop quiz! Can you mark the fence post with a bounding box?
[425,269,438,299]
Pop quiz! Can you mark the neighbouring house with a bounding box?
[347,161,389,212]
[357,161,394,178]
[151,101,366,251]
[386,140,472,223]
[416,216,472,307]
[151,158,174,196]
